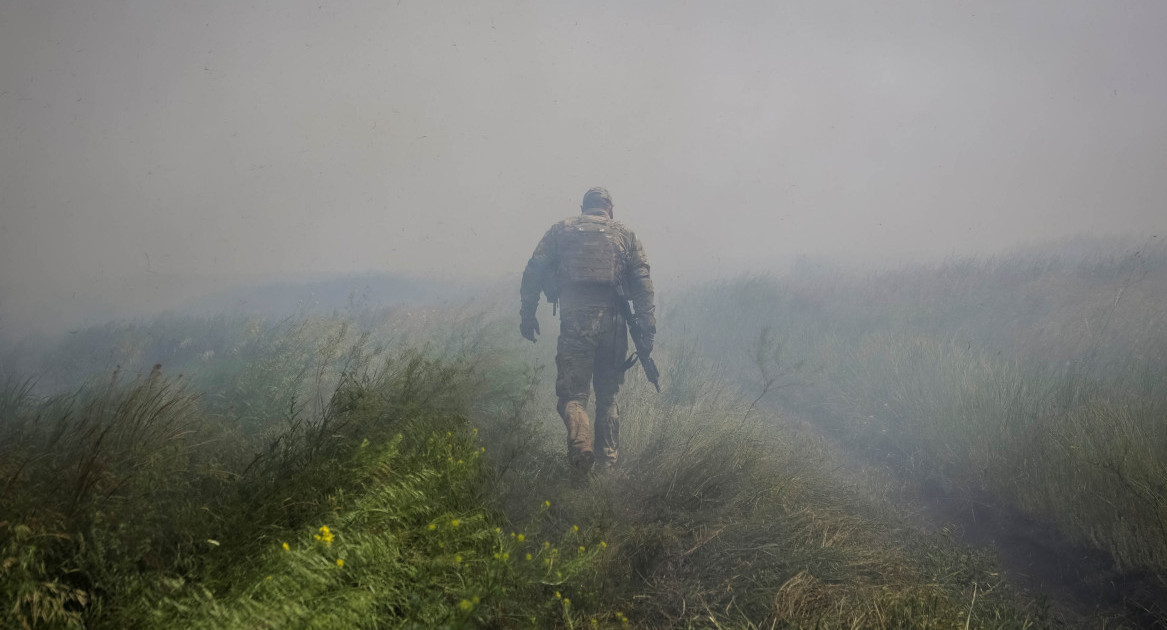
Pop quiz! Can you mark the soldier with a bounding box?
[519,187,656,480]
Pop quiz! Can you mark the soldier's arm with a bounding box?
[624,231,656,335]
[520,226,557,318]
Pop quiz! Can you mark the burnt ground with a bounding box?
[914,479,1167,627]
[782,409,1167,628]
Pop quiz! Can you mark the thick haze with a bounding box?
[2,0,1165,338]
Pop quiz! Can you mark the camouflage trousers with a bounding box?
[555,306,628,472]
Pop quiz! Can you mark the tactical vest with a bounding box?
[558,219,623,286]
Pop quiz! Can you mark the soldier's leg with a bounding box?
[556,332,596,471]
[593,311,628,469]
[592,378,619,468]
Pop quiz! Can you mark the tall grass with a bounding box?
[484,341,1052,627]
[1,277,1137,627]
[0,309,509,628]
[1,370,210,627]
[668,240,1167,590]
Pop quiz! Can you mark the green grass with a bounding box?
[4,252,1155,627]
[0,337,616,629]
[145,431,611,629]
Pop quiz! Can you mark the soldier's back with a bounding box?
[553,213,634,312]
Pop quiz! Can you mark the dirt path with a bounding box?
[913,478,1165,626]
[779,408,1167,628]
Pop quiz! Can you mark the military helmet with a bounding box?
[581,187,613,210]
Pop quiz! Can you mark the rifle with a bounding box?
[615,285,661,392]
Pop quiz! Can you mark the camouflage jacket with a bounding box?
[520,208,655,333]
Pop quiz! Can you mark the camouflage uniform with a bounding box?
[520,188,655,474]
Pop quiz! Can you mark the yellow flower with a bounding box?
[502,552,509,561]
[517,534,525,542]
[555,591,562,600]
[543,500,551,508]
[525,553,533,561]
[571,525,579,533]
[454,554,463,564]
[428,523,437,531]
[282,542,290,551]
[578,546,586,554]
[336,558,345,567]
[451,519,460,528]
[600,541,607,549]
[458,599,474,612]
[316,526,334,546]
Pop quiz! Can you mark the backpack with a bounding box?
[558,219,623,286]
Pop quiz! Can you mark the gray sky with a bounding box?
[2,0,1165,338]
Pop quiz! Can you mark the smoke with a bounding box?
[2,0,1165,339]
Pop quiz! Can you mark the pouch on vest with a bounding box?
[559,222,620,285]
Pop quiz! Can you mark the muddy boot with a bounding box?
[570,450,595,488]
[593,459,617,478]
[558,399,594,461]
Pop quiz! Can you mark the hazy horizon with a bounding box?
[3,0,1165,339]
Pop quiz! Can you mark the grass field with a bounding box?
[668,238,1167,611]
[2,239,1163,627]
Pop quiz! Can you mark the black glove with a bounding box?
[633,313,656,334]
[632,314,655,353]
[520,313,540,343]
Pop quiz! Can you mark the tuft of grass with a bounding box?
[1,369,211,628]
